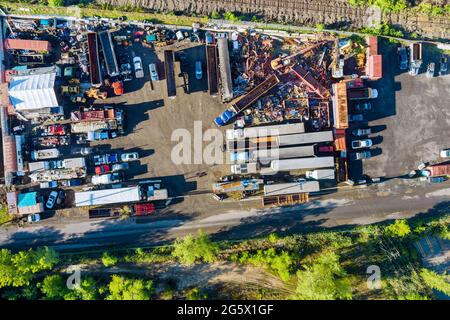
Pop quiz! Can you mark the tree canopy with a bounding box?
[172,230,219,266]
[294,251,352,300]
[384,219,411,238]
[106,275,153,300]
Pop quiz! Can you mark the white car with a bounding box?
[121,152,139,162]
[112,163,130,172]
[27,213,41,223]
[351,139,373,149]
[46,191,58,209]
[440,149,450,158]
[133,57,144,79]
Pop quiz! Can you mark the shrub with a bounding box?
[384,219,411,238]
[101,252,118,267]
[172,230,219,266]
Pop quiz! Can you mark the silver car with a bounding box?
[351,139,373,149]
[350,151,372,161]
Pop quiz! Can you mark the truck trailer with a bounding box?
[264,181,320,197]
[278,131,333,146]
[251,145,316,162]
[31,148,60,161]
[271,156,334,171]
[422,163,450,177]
[305,169,336,180]
[347,88,378,100]
[226,123,305,140]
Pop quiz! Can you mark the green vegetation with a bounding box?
[360,23,404,38]
[223,11,240,22]
[315,23,326,31]
[101,252,118,267]
[0,205,12,225]
[0,214,448,300]
[106,275,153,300]
[0,247,59,288]
[384,219,411,238]
[210,10,221,20]
[348,0,450,16]
[294,251,352,300]
[47,0,64,7]
[172,230,219,266]
[416,3,450,16]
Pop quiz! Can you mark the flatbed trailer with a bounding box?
[278,131,333,146]
[226,123,305,140]
[206,45,219,95]
[263,193,309,207]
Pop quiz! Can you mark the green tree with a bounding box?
[74,277,99,300]
[106,275,153,300]
[185,287,207,300]
[420,269,450,296]
[384,219,411,238]
[172,230,219,266]
[0,247,58,288]
[0,205,12,225]
[48,0,64,7]
[224,11,239,22]
[101,252,118,267]
[315,23,325,31]
[39,275,70,300]
[294,251,352,300]
[210,10,221,19]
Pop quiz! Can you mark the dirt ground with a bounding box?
[91,40,257,216]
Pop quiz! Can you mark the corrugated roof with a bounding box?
[367,36,378,56]
[8,72,58,110]
[5,39,51,52]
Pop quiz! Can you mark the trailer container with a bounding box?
[271,156,334,171]
[28,161,50,172]
[278,131,333,146]
[231,162,259,174]
[264,181,320,197]
[63,158,86,169]
[164,50,176,98]
[226,123,305,140]
[251,145,315,162]
[87,32,102,86]
[206,45,219,95]
[305,169,336,180]
[98,30,119,76]
[75,186,141,207]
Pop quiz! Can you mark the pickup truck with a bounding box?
[93,153,120,166]
[91,172,123,185]
[87,131,118,141]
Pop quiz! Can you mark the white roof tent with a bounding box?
[8,72,58,111]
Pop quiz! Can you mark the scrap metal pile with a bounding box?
[230,33,335,128]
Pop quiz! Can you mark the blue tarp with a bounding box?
[18,192,37,208]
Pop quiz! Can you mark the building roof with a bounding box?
[18,192,38,207]
[5,39,51,52]
[366,36,378,56]
[368,55,383,79]
[8,72,58,111]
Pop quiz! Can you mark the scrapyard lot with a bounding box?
[89,40,238,216]
[350,41,450,179]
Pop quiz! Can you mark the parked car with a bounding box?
[428,176,447,183]
[398,46,408,70]
[94,154,119,165]
[112,163,130,172]
[71,147,92,156]
[46,191,58,209]
[133,56,144,78]
[56,190,66,206]
[439,56,447,75]
[351,139,373,149]
[352,128,372,137]
[27,213,41,223]
[195,61,202,79]
[355,102,372,112]
[121,152,139,162]
[350,151,372,161]
[149,63,159,81]
[440,148,450,158]
[40,181,58,189]
[60,179,82,187]
[349,114,364,122]
[95,164,111,175]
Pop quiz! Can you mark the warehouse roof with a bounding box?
[5,39,51,52]
[8,72,58,111]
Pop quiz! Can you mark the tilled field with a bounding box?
[98,0,450,38]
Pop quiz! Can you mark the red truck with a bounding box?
[423,163,450,177]
[133,203,155,216]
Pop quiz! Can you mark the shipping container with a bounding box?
[31,148,60,161]
[305,169,336,180]
[278,131,333,146]
[75,186,141,207]
[251,145,315,162]
[226,123,305,140]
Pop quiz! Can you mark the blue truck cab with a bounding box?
[214,109,235,127]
